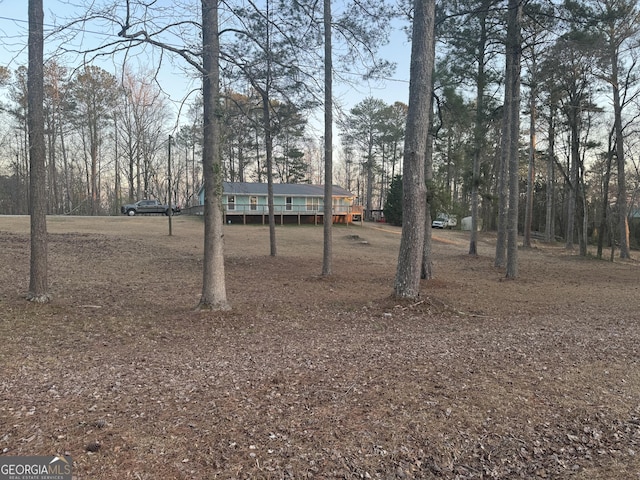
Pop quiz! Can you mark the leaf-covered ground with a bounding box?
[1,215,639,479]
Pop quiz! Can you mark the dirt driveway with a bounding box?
[1,215,639,479]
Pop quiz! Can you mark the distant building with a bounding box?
[197,182,362,225]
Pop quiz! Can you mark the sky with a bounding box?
[0,1,412,131]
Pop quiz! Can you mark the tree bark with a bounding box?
[505,0,522,279]
[395,0,434,299]
[612,52,630,259]
[523,72,536,248]
[597,134,613,259]
[469,9,488,257]
[565,116,578,251]
[198,0,230,310]
[366,144,374,221]
[545,107,556,243]
[27,0,50,303]
[421,32,437,281]
[263,0,277,257]
[114,117,121,215]
[494,52,511,268]
[260,91,277,256]
[421,102,434,280]
[322,0,333,276]
[578,162,588,257]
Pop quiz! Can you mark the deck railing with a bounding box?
[183,204,357,214]
[225,203,355,214]
[182,203,363,219]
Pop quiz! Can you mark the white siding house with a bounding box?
[197,182,362,225]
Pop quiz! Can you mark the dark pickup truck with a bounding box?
[120,199,180,216]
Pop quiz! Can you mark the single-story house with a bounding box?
[197,182,362,225]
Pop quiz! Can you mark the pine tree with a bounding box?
[384,175,403,226]
[395,0,436,299]
[27,0,50,303]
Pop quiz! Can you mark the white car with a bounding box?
[432,216,457,229]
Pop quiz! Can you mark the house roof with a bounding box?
[221,182,354,197]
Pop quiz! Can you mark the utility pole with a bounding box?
[168,135,173,236]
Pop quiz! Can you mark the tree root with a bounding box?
[26,292,52,304]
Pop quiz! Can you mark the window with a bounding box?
[306,197,319,211]
[286,197,292,211]
[228,195,235,210]
[250,196,258,211]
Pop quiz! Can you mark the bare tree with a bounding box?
[7,67,30,215]
[422,32,437,281]
[341,97,387,220]
[60,0,230,309]
[44,61,68,214]
[67,66,118,214]
[520,2,557,249]
[590,0,639,259]
[296,0,393,275]
[495,0,523,268]
[322,0,333,276]
[505,0,523,279]
[439,0,503,256]
[27,0,50,302]
[199,0,230,310]
[422,92,435,280]
[116,70,168,201]
[223,0,325,257]
[395,0,436,299]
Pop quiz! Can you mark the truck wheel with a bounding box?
[127,209,136,216]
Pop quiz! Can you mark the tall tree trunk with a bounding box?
[143,132,150,198]
[81,127,91,211]
[115,117,121,215]
[262,92,277,256]
[127,130,135,202]
[597,133,614,259]
[395,0,434,299]
[469,10,488,256]
[60,116,72,214]
[565,120,578,250]
[576,161,589,257]
[366,146,374,221]
[523,73,536,248]
[612,54,630,258]
[185,145,190,206]
[137,145,142,199]
[263,0,277,256]
[198,0,229,310]
[545,106,556,243]
[91,134,98,214]
[322,0,333,276]
[422,31,437,281]
[494,52,512,267]
[24,125,30,212]
[421,93,435,280]
[505,0,522,279]
[27,0,50,302]
[47,112,59,213]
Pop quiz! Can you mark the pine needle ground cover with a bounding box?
[1,216,639,479]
